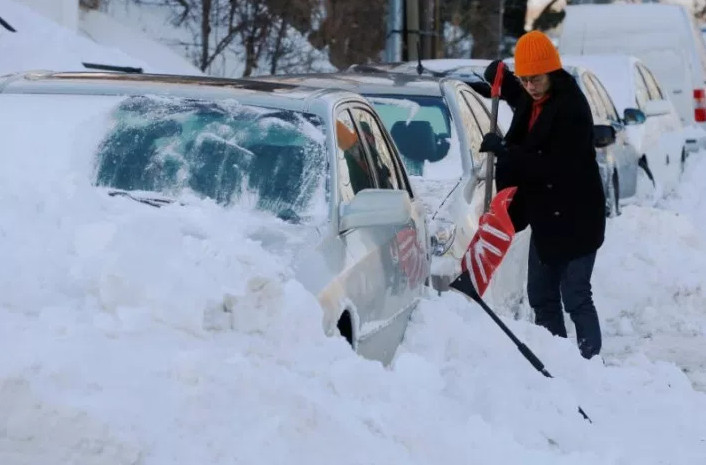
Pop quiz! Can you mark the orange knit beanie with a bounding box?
[514,30,562,76]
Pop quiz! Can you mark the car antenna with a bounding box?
[414,41,447,78]
[431,176,463,221]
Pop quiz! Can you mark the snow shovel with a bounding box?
[450,187,592,423]
[482,61,506,213]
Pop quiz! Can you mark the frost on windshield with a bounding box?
[95,96,327,223]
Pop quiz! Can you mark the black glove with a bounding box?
[468,80,491,98]
[479,133,507,155]
[483,59,512,86]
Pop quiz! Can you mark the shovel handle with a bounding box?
[483,61,505,213]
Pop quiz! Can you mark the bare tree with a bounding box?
[167,0,241,73]
[265,0,317,74]
[232,0,273,76]
[309,0,387,69]
[140,0,384,75]
[467,0,502,59]
[439,0,504,59]
[163,0,321,76]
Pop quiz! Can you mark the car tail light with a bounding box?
[694,89,706,122]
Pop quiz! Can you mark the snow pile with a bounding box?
[1,92,706,463]
[0,0,153,74]
[1,3,706,463]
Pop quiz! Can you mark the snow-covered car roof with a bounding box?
[563,3,689,32]
[252,71,447,97]
[560,54,639,113]
[0,71,366,116]
[391,58,493,78]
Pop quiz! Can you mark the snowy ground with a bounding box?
[1,139,705,463]
[1,1,706,463]
[0,0,198,75]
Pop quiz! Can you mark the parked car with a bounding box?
[397,58,635,216]
[250,71,528,305]
[559,62,642,216]
[0,71,431,365]
[561,54,685,196]
[377,58,517,135]
[559,3,706,150]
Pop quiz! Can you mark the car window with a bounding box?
[632,65,650,109]
[350,107,403,191]
[637,63,664,100]
[95,95,327,223]
[335,109,375,204]
[580,74,606,122]
[588,74,620,122]
[367,94,460,178]
[457,90,485,167]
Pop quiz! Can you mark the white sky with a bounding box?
[1,1,705,463]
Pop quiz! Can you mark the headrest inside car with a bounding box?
[390,120,439,163]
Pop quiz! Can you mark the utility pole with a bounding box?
[498,0,504,59]
[405,0,420,62]
[469,0,502,59]
[421,0,434,59]
[385,0,403,62]
[434,0,442,58]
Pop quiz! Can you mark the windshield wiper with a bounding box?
[108,190,174,208]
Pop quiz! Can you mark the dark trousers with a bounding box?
[527,238,602,359]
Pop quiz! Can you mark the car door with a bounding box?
[588,72,639,198]
[638,63,681,133]
[637,63,684,182]
[579,73,613,195]
[631,63,663,167]
[453,88,486,230]
[334,105,429,362]
[350,105,429,291]
[459,86,499,222]
[459,87,529,305]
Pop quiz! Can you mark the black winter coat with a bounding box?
[487,65,606,264]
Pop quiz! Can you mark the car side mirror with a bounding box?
[623,108,647,125]
[339,189,412,232]
[593,124,616,149]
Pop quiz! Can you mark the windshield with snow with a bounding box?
[95,96,328,223]
[366,94,461,179]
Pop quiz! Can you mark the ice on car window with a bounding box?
[95,96,327,223]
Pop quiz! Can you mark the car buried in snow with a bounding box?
[248,71,529,307]
[0,71,431,365]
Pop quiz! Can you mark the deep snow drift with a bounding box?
[1,1,706,462]
[1,84,706,465]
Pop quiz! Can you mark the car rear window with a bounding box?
[95,95,328,223]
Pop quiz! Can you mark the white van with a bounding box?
[559,3,706,140]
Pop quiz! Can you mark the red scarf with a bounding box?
[528,94,550,131]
